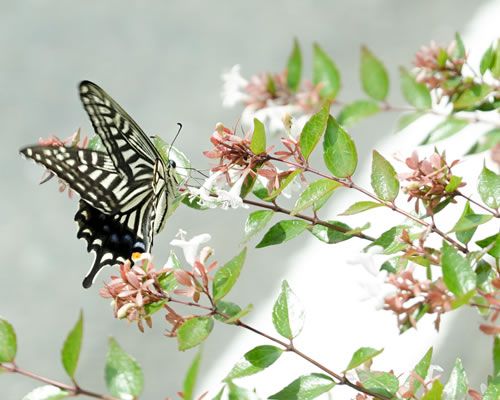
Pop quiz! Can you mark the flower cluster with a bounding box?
[39,129,89,198]
[100,257,168,332]
[413,39,466,95]
[190,122,303,208]
[384,269,454,331]
[221,65,321,134]
[100,231,219,336]
[398,150,463,214]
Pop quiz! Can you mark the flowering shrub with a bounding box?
[3,35,500,399]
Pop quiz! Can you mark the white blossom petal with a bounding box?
[170,232,212,266]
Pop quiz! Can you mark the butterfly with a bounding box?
[20,81,180,288]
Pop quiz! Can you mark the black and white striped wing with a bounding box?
[75,199,156,288]
[79,81,161,180]
[20,145,124,214]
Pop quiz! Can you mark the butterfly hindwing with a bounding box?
[75,199,155,288]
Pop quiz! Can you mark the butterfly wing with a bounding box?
[75,199,155,288]
[20,145,124,214]
[79,80,161,178]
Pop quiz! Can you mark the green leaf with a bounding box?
[494,335,500,376]
[410,347,433,394]
[268,373,335,399]
[366,226,407,255]
[492,41,500,79]
[453,83,492,110]
[250,118,266,155]
[450,204,492,243]
[340,201,383,215]
[371,150,399,202]
[345,347,383,371]
[105,338,144,398]
[287,39,302,92]
[466,128,500,155]
[214,301,242,323]
[299,102,329,160]
[441,242,476,296]
[453,32,466,59]
[213,248,247,301]
[244,211,274,242]
[445,175,463,193]
[22,386,69,400]
[183,350,202,400]
[421,118,468,144]
[256,220,309,248]
[421,380,444,400]
[227,382,259,400]
[182,193,210,210]
[443,358,468,400]
[480,45,494,75]
[395,112,423,132]
[177,317,214,351]
[337,100,380,127]
[212,386,225,400]
[476,233,500,259]
[357,370,399,398]
[478,165,500,209]
[61,311,83,379]
[360,46,389,101]
[292,179,341,215]
[313,43,341,99]
[265,169,303,201]
[308,221,353,244]
[272,280,305,340]
[400,67,432,109]
[483,378,500,400]
[0,318,17,362]
[87,135,104,151]
[323,115,358,178]
[158,251,182,292]
[223,304,253,324]
[226,345,283,380]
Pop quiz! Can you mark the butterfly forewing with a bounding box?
[79,81,160,177]
[20,145,124,213]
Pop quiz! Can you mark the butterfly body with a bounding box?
[20,81,179,288]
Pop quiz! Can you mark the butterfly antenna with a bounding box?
[167,123,183,162]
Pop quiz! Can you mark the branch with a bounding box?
[1,363,118,400]
[269,156,469,254]
[167,293,390,400]
[242,198,375,242]
[455,191,500,217]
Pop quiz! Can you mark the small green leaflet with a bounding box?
[177,317,214,351]
[344,347,383,371]
[213,248,247,301]
[272,280,305,340]
[340,201,383,215]
[313,43,341,99]
[0,318,17,362]
[225,345,283,380]
[61,311,83,380]
[400,67,432,109]
[268,373,335,400]
[287,39,302,92]
[371,150,399,202]
[360,46,389,101]
[256,220,309,248]
[105,338,144,398]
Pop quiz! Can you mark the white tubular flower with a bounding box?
[221,65,250,108]
[216,173,249,210]
[170,230,212,266]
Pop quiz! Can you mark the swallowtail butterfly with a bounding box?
[20,81,179,288]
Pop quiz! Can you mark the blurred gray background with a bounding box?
[0,1,494,398]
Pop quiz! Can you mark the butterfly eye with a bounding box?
[168,159,176,169]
